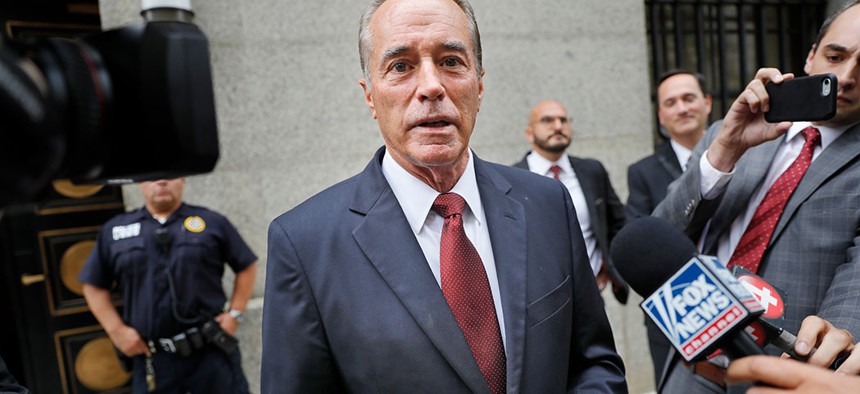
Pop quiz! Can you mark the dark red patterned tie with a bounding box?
[549,165,562,180]
[728,127,821,273]
[432,193,506,394]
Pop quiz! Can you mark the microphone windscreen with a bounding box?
[610,216,698,297]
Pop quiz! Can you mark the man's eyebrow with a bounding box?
[442,41,468,53]
[380,41,469,61]
[382,45,410,60]
[822,43,849,53]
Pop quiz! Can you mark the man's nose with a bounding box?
[417,62,445,101]
[836,59,857,91]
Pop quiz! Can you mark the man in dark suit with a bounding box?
[513,100,629,305]
[260,0,627,393]
[625,70,711,384]
[655,1,860,392]
[626,70,711,220]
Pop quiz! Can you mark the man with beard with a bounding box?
[513,100,629,304]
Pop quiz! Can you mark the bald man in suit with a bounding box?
[513,100,629,305]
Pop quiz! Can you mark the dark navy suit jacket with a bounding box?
[624,141,683,386]
[262,147,627,393]
[512,153,626,277]
[626,141,683,220]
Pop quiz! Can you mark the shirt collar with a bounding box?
[669,139,693,170]
[786,121,853,149]
[140,202,188,224]
[382,148,484,234]
[526,151,572,177]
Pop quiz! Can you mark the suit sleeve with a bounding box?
[0,356,28,394]
[819,237,860,338]
[626,164,652,220]
[261,219,343,393]
[599,164,626,244]
[653,121,723,240]
[559,185,628,393]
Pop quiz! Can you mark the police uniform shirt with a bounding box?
[79,203,257,339]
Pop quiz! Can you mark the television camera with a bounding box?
[0,0,219,207]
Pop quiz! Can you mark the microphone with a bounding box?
[610,216,698,297]
[730,266,802,358]
[611,217,846,366]
[611,217,765,362]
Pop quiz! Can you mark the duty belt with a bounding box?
[148,326,206,357]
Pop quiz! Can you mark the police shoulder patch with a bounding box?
[184,216,206,233]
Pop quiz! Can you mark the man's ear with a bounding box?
[525,126,535,144]
[359,78,377,119]
[477,68,486,110]
[804,45,816,75]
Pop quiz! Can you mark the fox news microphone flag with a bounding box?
[642,254,766,362]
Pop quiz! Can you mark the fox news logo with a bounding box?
[642,258,750,361]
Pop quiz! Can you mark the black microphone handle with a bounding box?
[722,330,766,360]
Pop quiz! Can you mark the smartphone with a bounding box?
[765,73,837,123]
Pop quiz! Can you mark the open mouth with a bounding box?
[417,120,451,128]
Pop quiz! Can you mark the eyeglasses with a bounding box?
[538,115,571,125]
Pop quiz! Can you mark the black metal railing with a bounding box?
[646,0,827,137]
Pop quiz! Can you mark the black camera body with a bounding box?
[0,16,219,206]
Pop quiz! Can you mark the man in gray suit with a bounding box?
[513,100,629,305]
[655,1,860,392]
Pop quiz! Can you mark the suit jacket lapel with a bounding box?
[474,157,527,393]
[772,124,860,243]
[656,142,683,179]
[568,156,601,228]
[704,139,782,252]
[512,153,529,170]
[349,148,491,394]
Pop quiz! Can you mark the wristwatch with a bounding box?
[228,309,244,323]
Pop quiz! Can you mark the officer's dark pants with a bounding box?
[131,346,248,394]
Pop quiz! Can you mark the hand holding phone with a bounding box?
[765,73,837,123]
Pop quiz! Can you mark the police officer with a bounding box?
[79,178,257,393]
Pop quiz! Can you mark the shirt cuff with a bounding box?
[699,150,734,200]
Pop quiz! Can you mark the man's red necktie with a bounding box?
[432,193,506,394]
[728,127,821,273]
[549,165,562,180]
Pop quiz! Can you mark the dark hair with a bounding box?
[813,0,860,50]
[657,69,709,97]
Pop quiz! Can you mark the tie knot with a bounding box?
[432,193,466,218]
[802,126,821,146]
[549,165,562,179]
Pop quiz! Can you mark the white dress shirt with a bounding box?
[670,139,693,171]
[526,152,602,276]
[699,121,849,261]
[381,149,506,350]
